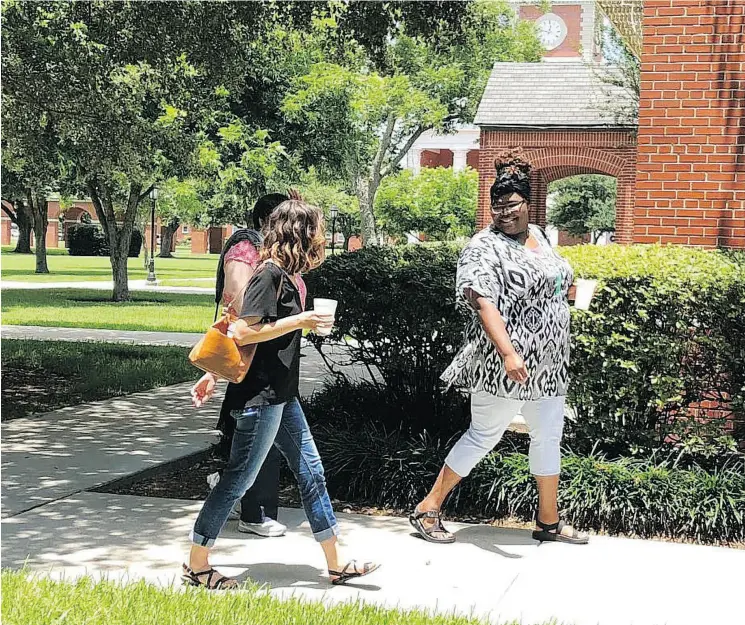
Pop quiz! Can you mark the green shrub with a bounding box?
[563,245,745,459]
[306,246,466,429]
[310,418,745,543]
[306,244,745,459]
[68,223,108,256]
[68,223,143,257]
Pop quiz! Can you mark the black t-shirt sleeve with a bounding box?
[240,265,280,321]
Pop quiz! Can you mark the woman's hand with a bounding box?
[504,352,529,385]
[191,373,217,408]
[295,310,335,331]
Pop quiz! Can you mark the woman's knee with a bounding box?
[528,432,562,475]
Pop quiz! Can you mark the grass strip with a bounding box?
[1,339,198,419]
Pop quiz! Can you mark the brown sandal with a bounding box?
[328,560,381,586]
[409,508,456,544]
[181,564,239,590]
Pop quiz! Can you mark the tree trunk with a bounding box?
[111,248,130,302]
[14,203,33,253]
[356,175,378,246]
[30,194,49,274]
[87,179,149,302]
[159,221,178,258]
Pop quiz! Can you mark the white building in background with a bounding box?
[404,125,480,174]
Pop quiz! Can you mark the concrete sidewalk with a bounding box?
[2,324,205,346]
[1,382,219,518]
[3,493,742,625]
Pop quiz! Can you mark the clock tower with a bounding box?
[512,1,599,62]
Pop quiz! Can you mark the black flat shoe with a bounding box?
[532,518,589,545]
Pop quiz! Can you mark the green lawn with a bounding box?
[2,289,215,333]
[1,571,521,625]
[1,247,218,282]
[1,340,198,420]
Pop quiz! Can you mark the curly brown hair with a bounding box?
[260,199,326,274]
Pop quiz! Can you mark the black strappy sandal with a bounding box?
[181,563,239,590]
[328,560,381,586]
[409,508,456,544]
[532,518,589,545]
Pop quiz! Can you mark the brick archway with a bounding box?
[477,129,638,243]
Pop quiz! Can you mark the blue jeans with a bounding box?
[191,398,339,547]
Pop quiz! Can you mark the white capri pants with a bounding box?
[445,391,565,477]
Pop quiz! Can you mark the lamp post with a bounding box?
[147,186,158,284]
[330,205,339,255]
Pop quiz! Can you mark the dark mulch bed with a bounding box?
[101,444,534,529]
[1,365,84,421]
[103,446,303,508]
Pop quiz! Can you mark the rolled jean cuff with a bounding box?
[190,529,216,549]
[313,523,340,543]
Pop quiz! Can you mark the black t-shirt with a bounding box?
[224,262,302,409]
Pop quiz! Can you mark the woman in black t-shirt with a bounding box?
[183,200,380,590]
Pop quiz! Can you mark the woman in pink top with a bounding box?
[191,191,305,539]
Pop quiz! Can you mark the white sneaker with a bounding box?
[238,518,287,537]
[206,472,240,520]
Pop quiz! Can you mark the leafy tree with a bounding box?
[154,179,206,258]
[282,0,542,245]
[375,167,478,241]
[547,175,617,243]
[595,18,640,126]
[292,168,361,251]
[0,100,66,273]
[1,0,284,299]
[198,119,285,229]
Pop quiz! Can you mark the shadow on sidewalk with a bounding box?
[452,525,536,559]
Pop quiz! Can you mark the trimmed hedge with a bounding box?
[306,244,745,459]
[68,223,142,257]
[308,413,745,543]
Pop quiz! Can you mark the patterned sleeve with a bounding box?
[456,238,504,311]
[224,240,260,267]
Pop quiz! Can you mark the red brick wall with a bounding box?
[520,4,583,59]
[477,129,638,241]
[635,0,745,248]
[1,214,11,246]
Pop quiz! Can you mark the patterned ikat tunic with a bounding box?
[441,224,574,400]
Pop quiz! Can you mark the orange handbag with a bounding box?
[188,264,282,384]
[188,312,255,384]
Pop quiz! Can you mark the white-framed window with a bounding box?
[182,225,189,234]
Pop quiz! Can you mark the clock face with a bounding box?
[536,13,568,51]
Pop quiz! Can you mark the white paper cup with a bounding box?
[574,279,598,311]
[313,298,338,336]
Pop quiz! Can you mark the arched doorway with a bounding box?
[474,61,638,243]
[524,147,636,243]
[476,132,638,243]
[62,205,98,246]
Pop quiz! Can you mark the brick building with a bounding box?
[1,196,229,255]
[628,0,745,248]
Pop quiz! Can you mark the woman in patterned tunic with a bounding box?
[409,151,590,545]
